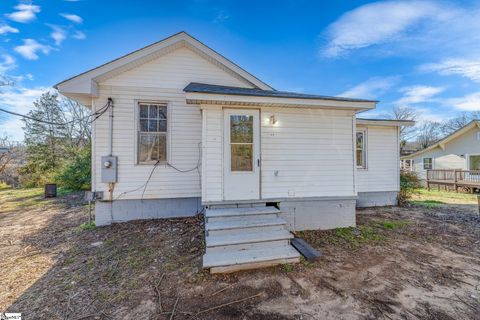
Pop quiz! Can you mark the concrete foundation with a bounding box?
[279,196,357,231]
[95,197,202,226]
[356,191,398,208]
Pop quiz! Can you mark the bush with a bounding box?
[54,148,91,191]
[398,171,421,206]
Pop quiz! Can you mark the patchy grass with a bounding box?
[0,187,78,212]
[409,199,445,209]
[77,221,96,231]
[374,219,410,230]
[298,218,411,249]
[282,264,294,273]
[0,187,46,211]
[413,188,478,204]
[3,190,480,319]
[0,182,10,190]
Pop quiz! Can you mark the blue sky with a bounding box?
[1,0,480,140]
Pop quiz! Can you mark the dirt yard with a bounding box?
[1,188,480,320]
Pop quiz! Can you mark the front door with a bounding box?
[223,109,260,200]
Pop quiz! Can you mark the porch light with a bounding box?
[269,115,277,125]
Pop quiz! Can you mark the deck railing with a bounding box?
[427,169,480,191]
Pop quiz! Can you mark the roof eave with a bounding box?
[356,118,415,127]
[185,92,377,110]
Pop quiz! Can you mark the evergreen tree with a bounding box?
[21,92,69,184]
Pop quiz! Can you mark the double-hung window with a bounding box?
[356,130,367,169]
[423,158,433,170]
[138,102,167,163]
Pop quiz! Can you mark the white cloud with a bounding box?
[5,3,41,23]
[72,30,86,40]
[396,85,445,105]
[320,1,480,58]
[420,59,480,83]
[322,1,441,57]
[0,86,50,141]
[0,24,19,35]
[14,39,52,60]
[49,25,67,46]
[0,54,16,74]
[340,76,399,99]
[60,13,83,24]
[447,92,480,111]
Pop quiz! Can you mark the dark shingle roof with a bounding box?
[184,83,378,103]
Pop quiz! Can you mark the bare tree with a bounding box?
[415,121,441,149]
[441,111,480,135]
[60,96,92,148]
[388,106,418,150]
[0,135,24,186]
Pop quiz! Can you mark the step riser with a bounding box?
[207,225,285,237]
[208,203,268,209]
[206,240,291,254]
[209,257,300,274]
[207,213,277,223]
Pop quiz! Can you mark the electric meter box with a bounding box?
[101,155,118,183]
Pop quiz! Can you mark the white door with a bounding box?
[223,109,260,200]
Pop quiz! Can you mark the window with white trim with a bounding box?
[138,102,167,163]
[356,130,366,169]
[423,157,433,170]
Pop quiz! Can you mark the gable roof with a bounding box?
[184,82,377,103]
[402,120,480,159]
[55,31,273,106]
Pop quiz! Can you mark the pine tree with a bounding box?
[21,92,69,184]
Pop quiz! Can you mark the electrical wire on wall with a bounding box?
[114,142,202,204]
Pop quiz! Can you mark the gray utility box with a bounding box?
[101,156,118,183]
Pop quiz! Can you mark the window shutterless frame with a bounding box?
[356,129,367,169]
[135,100,170,165]
[422,157,433,170]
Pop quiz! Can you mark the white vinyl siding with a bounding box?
[261,108,356,198]
[102,47,252,89]
[408,127,480,180]
[93,45,253,200]
[201,107,356,201]
[356,125,400,193]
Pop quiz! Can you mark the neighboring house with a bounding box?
[401,120,480,180]
[56,32,413,272]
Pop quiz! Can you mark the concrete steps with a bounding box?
[203,206,300,273]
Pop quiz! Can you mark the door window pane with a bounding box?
[230,115,253,143]
[231,144,253,171]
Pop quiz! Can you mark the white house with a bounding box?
[56,32,413,272]
[401,120,480,180]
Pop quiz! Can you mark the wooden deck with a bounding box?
[427,169,480,192]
